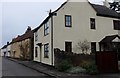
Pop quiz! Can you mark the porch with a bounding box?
[96,35,120,73]
[99,35,120,61]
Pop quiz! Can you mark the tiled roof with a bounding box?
[11,27,33,44]
[90,4,120,19]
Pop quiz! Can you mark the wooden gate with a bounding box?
[96,51,118,73]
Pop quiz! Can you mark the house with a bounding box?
[33,0,120,66]
[10,26,34,60]
[1,42,11,57]
[1,45,7,57]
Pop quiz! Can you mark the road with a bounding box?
[2,57,47,77]
[1,57,120,78]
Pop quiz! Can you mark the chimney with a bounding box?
[103,0,110,8]
[25,26,31,33]
[7,42,9,45]
[49,9,52,15]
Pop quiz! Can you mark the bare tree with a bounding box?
[75,40,90,54]
[109,1,120,13]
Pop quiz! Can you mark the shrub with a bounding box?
[80,60,91,68]
[66,66,86,74]
[81,61,98,75]
[55,60,72,72]
[86,63,98,75]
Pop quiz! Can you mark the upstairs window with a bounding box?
[90,18,96,29]
[113,20,120,30]
[44,43,49,58]
[44,22,49,36]
[35,32,38,41]
[65,15,72,27]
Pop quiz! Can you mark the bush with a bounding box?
[81,61,98,75]
[86,63,98,75]
[80,60,91,68]
[55,60,72,72]
[66,66,86,74]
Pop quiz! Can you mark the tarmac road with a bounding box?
[2,57,47,77]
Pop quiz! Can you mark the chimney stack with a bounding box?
[7,42,9,45]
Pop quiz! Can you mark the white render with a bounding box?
[34,19,52,65]
[0,44,11,57]
[0,48,6,56]
[33,1,120,65]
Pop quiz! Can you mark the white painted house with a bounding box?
[33,0,120,66]
[1,45,7,56]
[1,42,11,57]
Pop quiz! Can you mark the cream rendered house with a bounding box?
[33,0,120,66]
[10,27,33,60]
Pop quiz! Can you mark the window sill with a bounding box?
[44,33,49,36]
[65,26,72,27]
[44,56,49,58]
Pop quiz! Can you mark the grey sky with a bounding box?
[2,2,63,47]
[0,0,116,47]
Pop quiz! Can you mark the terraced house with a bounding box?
[10,27,34,60]
[33,0,120,66]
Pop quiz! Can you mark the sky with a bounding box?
[0,0,118,47]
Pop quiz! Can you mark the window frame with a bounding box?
[90,18,96,29]
[65,15,72,27]
[91,42,96,53]
[44,22,49,36]
[113,20,120,30]
[65,42,72,52]
[44,43,49,58]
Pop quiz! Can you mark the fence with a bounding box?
[96,51,118,73]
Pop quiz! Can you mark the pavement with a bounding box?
[6,57,120,78]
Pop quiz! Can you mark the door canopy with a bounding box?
[100,35,120,43]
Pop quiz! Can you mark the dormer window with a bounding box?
[44,22,49,36]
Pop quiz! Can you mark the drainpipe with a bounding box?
[51,13,54,66]
[50,11,57,66]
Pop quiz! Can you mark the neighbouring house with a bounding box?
[1,42,11,57]
[10,26,34,60]
[33,0,120,66]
